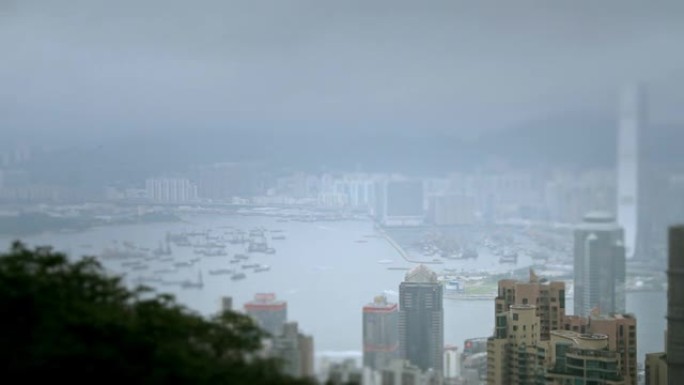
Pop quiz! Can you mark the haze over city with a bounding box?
[1,1,684,385]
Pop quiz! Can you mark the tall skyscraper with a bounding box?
[668,226,684,385]
[398,264,443,373]
[617,83,646,259]
[362,294,399,371]
[244,293,287,336]
[573,212,626,317]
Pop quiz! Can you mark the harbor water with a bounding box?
[0,213,667,365]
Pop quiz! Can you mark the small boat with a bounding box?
[265,248,276,254]
[229,259,240,264]
[174,262,192,268]
[271,235,286,240]
[231,273,246,281]
[208,268,233,275]
[130,265,149,271]
[242,264,259,269]
[234,254,249,260]
[254,265,271,273]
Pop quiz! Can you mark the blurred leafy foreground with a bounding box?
[0,241,314,385]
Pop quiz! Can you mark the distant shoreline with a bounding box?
[0,211,182,238]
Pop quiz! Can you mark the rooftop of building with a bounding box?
[244,293,287,310]
[404,264,438,283]
[551,330,609,350]
[363,294,398,312]
[576,211,622,231]
[583,211,615,223]
[591,312,636,321]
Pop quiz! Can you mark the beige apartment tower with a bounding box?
[487,273,637,385]
[494,269,566,340]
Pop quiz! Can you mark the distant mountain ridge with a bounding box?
[12,116,684,188]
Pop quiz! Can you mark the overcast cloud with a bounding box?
[2,0,684,144]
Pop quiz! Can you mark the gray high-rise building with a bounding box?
[617,83,647,259]
[398,264,443,373]
[668,226,684,385]
[573,212,626,317]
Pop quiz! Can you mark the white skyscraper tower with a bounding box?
[617,84,646,259]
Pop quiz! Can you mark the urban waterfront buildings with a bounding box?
[381,358,443,385]
[363,295,399,371]
[399,264,443,373]
[573,212,626,317]
[376,179,425,227]
[145,177,198,203]
[244,293,287,336]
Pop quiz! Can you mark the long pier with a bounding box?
[375,224,443,265]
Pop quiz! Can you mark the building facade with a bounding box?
[547,330,624,385]
[145,177,198,203]
[244,293,287,336]
[399,265,443,373]
[363,294,399,371]
[573,212,626,317]
[270,321,315,379]
[487,274,637,385]
[487,304,545,385]
[494,269,566,341]
[645,352,667,385]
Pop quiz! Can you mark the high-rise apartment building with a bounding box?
[547,330,624,384]
[363,294,399,371]
[573,212,626,317]
[590,313,637,385]
[244,293,287,336]
[487,304,545,385]
[494,269,566,340]
[399,264,443,373]
[487,274,637,385]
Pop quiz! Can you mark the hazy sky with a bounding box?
[2,0,684,144]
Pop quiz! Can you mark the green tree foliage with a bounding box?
[0,241,314,385]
